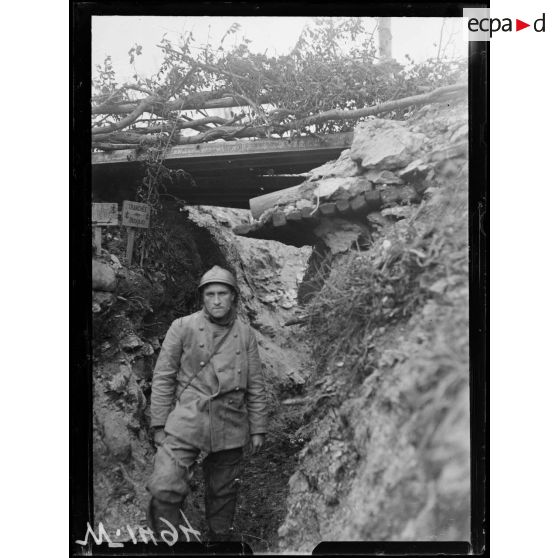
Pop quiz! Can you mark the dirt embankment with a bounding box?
[274,101,470,552]
[91,205,311,549]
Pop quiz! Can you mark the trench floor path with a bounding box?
[180,397,306,553]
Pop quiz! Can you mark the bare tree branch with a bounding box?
[91,91,265,115]
[91,96,159,135]
[92,83,467,149]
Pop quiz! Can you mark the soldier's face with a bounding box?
[203,283,234,318]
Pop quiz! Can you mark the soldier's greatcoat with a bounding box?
[150,309,267,452]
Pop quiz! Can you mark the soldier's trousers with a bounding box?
[147,434,243,541]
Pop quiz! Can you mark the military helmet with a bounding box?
[198,265,238,294]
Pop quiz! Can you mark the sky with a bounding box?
[92,16,467,84]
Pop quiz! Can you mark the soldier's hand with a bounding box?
[250,434,265,455]
[153,428,166,447]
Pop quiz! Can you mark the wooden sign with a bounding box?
[122,201,150,229]
[92,203,119,226]
[122,201,151,265]
[92,203,118,254]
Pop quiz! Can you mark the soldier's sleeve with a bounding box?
[150,318,184,428]
[246,327,268,435]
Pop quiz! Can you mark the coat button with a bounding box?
[234,333,238,338]
[235,386,240,391]
[200,361,205,366]
[199,343,204,347]
[199,326,204,331]
[237,369,241,374]
[236,350,240,355]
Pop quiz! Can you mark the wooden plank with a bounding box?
[93,227,102,253]
[122,201,151,229]
[92,202,118,226]
[92,132,354,166]
[126,228,136,265]
[249,184,303,219]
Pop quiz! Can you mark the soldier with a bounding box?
[146,265,268,542]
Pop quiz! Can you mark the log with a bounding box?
[92,91,272,115]
[249,184,303,219]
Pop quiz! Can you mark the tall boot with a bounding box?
[147,496,185,540]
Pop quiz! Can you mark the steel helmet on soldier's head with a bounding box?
[198,265,238,294]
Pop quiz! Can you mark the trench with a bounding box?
[92,202,315,552]
[92,99,473,552]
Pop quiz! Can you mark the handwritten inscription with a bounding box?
[92,203,118,226]
[122,200,150,228]
[75,511,202,547]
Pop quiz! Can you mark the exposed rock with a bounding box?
[92,291,115,313]
[379,185,420,207]
[132,354,154,379]
[314,176,371,201]
[288,470,310,493]
[92,260,117,292]
[398,159,432,185]
[101,414,132,461]
[350,118,426,170]
[366,211,390,229]
[107,364,131,393]
[110,254,122,268]
[141,343,154,356]
[428,141,468,162]
[308,149,360,180]
[362,168,403,185]
[313,218,368,254]
[295,199,315,211]
[119,332,143,352]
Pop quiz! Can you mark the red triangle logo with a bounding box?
[516,19,530,31]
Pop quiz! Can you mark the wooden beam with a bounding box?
[92,132,353,166]
[249,184,303,220]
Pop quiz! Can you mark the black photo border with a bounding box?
[71,1,488,555]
